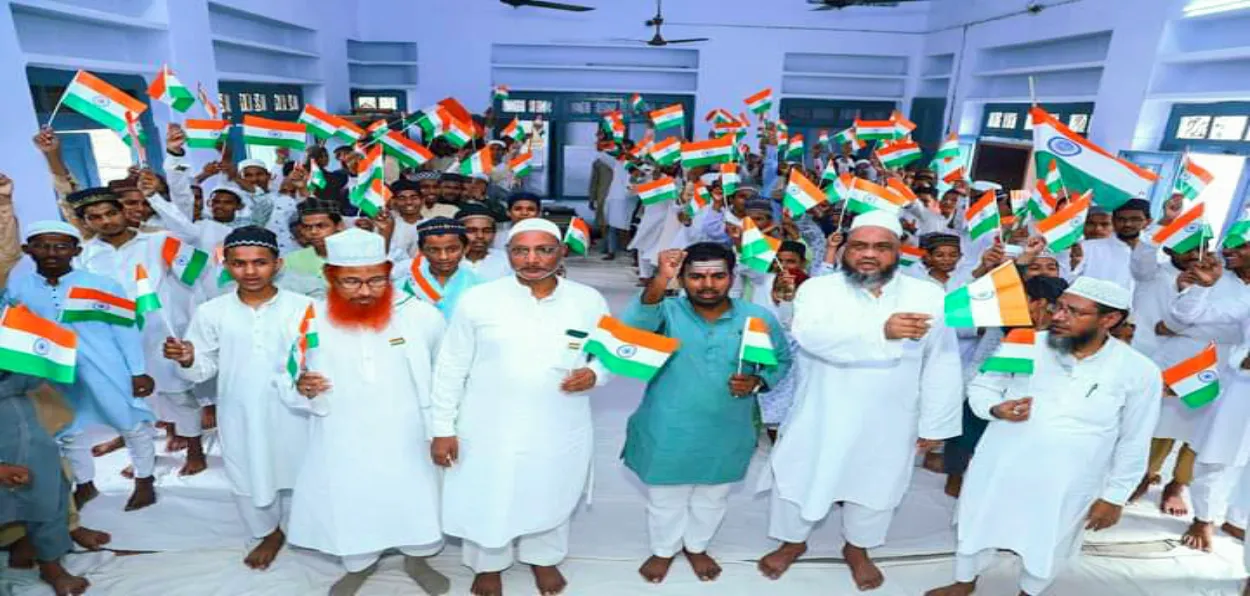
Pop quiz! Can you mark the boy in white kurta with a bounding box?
[164,227,314,570]
[287,228,450,596]
[925,277,1162,596]
[430,218,611,596]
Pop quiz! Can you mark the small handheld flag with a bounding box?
[739,317,779,367]
[60,287,136,327]
[583,316,680,382]
[147,65,195,113]
[0,305,77,383]
[285,304,320,382]
[133,265,163,330]
[979,328,1036,374]
[1163,342,1220,409]
[944,262,1032,328]
[564,217,591,255]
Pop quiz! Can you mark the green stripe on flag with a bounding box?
[60,309,135,327]
[980,356,1033,375]
[176,250,210,285]
[63,94,127,131]
[742,345,778,367]
[1181,383,1220,409]
[1047,227,1084,252]
[944,289,976,328]
[1170,226,1213,254]
[584,340,661,381]
[0,347,75,383]
[1037,153,1135,211]
[969,215,1000,240]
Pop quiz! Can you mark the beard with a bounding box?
[326,284,394,332]
[1116,230,1140,241]
[1046,327,1099,354]
[841,254,898,290]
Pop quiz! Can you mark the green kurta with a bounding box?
[620,295,791,485]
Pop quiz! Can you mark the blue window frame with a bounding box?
[980,102,1094,140]
[1161,102,1250,156]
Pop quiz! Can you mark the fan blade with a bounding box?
[523,0,595,11]
[663,38,709,44]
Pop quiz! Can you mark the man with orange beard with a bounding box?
[284,228,450,596]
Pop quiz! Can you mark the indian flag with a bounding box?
[502,118,528,143]
[740,216,779,261]
[1041,159,1063,195]
[855,118,897,142]
[686,182,711,217]
[493,84,510,101]
[847,177,909,215]
[651,104,685,132]
[817,129,830,147]
[681,136,734,168]
[299,104,339,140]
[133,264,162,329]
[401,255,442,304]
[60,287,136,327]
[365,120,390,144]
[1152,202,1213,254]
[630,93,645,113]
[745,88,773,116]
[706,108,734,124]
[584,315,680,382]
[637,177,678,205]
[965,190,1001,241]
[721,162,740,196]
[510,151,533,178]
[308,160,327,192]
[351,178,390,218]
[162,236,210,286]
[1164,342,1221,409]
[739,317,778,367]
[877,138,922,169]
[1037,190,1091,252]
[196,82,219,119]
[827,173,856,204]
[564,217,591,255]
[444,118,475,148]
[0,305,77,384]
[783,169,826,217]
[242,115,305,150]
[459,146,494,177]
[147,65,195,113]
[891,109,917,138]
[1223,208,1250,249]
[944,262,1032,328]
[899,244,926,269]
[61,70,148,138]
[184,119,228,149]
[380,132,433,169]
[335,119,365,145]
[933,134,960,161]
[651,137,681,166]
[833,127,864,151]
[285,304,319,381]
[979,328,1036,374]
[887,178,918,206]
[1175,155,1214,202]
[1027,178,1059,221]
[411,106,449,141]
[1031,107,1157,210]
[785,134,805,162]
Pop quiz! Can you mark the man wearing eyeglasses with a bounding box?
[926,277,1161,596]
[285,228,450,596]
[430,218,611,596]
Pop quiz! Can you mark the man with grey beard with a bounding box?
[759,210,963,592]
[926,277,1161,596]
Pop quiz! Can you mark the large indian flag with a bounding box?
[783,169,826,217]
[242,115,306,150]
[299,104,339,140]
[1036,191,1092,252]
[650,104,685,132]
[184,119,229,150]
[739,317,779,367]
[1031,106,1157,210]
[944,262,1032,328]
[1175,155,1214,202]
[0,305,77,384]
[1163,342,1220,409]
[965,190,1001,241]
[60,287,136,327]
[583,315,680,381]
[1152,202,1213,254]
[61,70,148,139]
[147,65,195,113]
[637,177,678,205]
[980,328,1036,374]
[564,217,591,255]
[681,136,734,168]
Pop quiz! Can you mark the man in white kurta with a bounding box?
[759,211,963,591]
[430,218,611,596]
[164,226,314,570]
[926,277,1161,596]
[286,228,450,596]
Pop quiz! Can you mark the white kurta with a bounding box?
[387,216,422,262]
[1172,282,1250,466]
[431,276,612,549]
[1075,237,1135,295]
[461,250,512,282]
[1127,238,1198,440]
[283,298,446,556]
[603,157,634,230]
[176,289,313,506]
[957,333,1161,580]
[767,271,964,519]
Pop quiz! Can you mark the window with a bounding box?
[1210,115,1248,140]
[502,99,527,113]
[527,100,552,114]
[1161,101,1250,154]
[355,95,378,109]
[378,96,398,111]
[987,112,1004,128]
[1067,114,1089,133]
[1000,112,1018,129]
[1177,116,1213,139]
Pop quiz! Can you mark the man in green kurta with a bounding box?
[621,242,791,585]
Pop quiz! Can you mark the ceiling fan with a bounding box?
[807,0,924,10]
[625,0,709,47]
[499,0,594,12]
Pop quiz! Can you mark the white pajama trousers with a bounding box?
[955,549,1054,595]
[341,541,443,573]
[234,491,293,541]
[646,483,732,557]
[767,492,892,549]
[154,390,202,438]
[59,422,156,483]
[1192,462,1247,525]
[461,521,570,573]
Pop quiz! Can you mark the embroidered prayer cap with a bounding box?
[298,198,341,218]
[325,227,387,267]
[389,179,420,194]
[66,187,120,210]
[849,210,903,237]
[1065,277,1130,310]
[418,217,466,242]
[223,225,278,253]
[455,203,497,222]
[919,232,961,251]
[23,220,82,243]
[440,173,469,183]
[744,199,773,213]
[507,191,543,209]
[411,171,441,182]
[507,217,561,242]
[237,158,268,174]
[209,184,245,201]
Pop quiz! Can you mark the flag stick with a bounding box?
[46,91,68,128]
[157,307,176,339]
[1028,76,1038,107]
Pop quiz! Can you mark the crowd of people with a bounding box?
[0,104,1248,596]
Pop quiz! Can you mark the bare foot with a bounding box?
[120,465,135,479]
[923,452,945,474]
[532,565,567,595]
[471,571,503,596]
[72,482,98,509]
[683,549,722,581]
[1161,481,1189,517]
[39,560,90,596]
[179,438,208,476]
[201,405,217,430]
[244,529,285,570]
[759,541,807,579]
[125,476,157,511]
[165,435,188,453]
[1224,522,1246,541]
[945,474,963,499]
[924,580,977,596]
[638,555,674,583]
[843,543,884,591]
[91,436,124,457]
[8,535,35,568]
[1181,520,1215,552]
[1128,473,1160,503]
[70,527,111,550]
